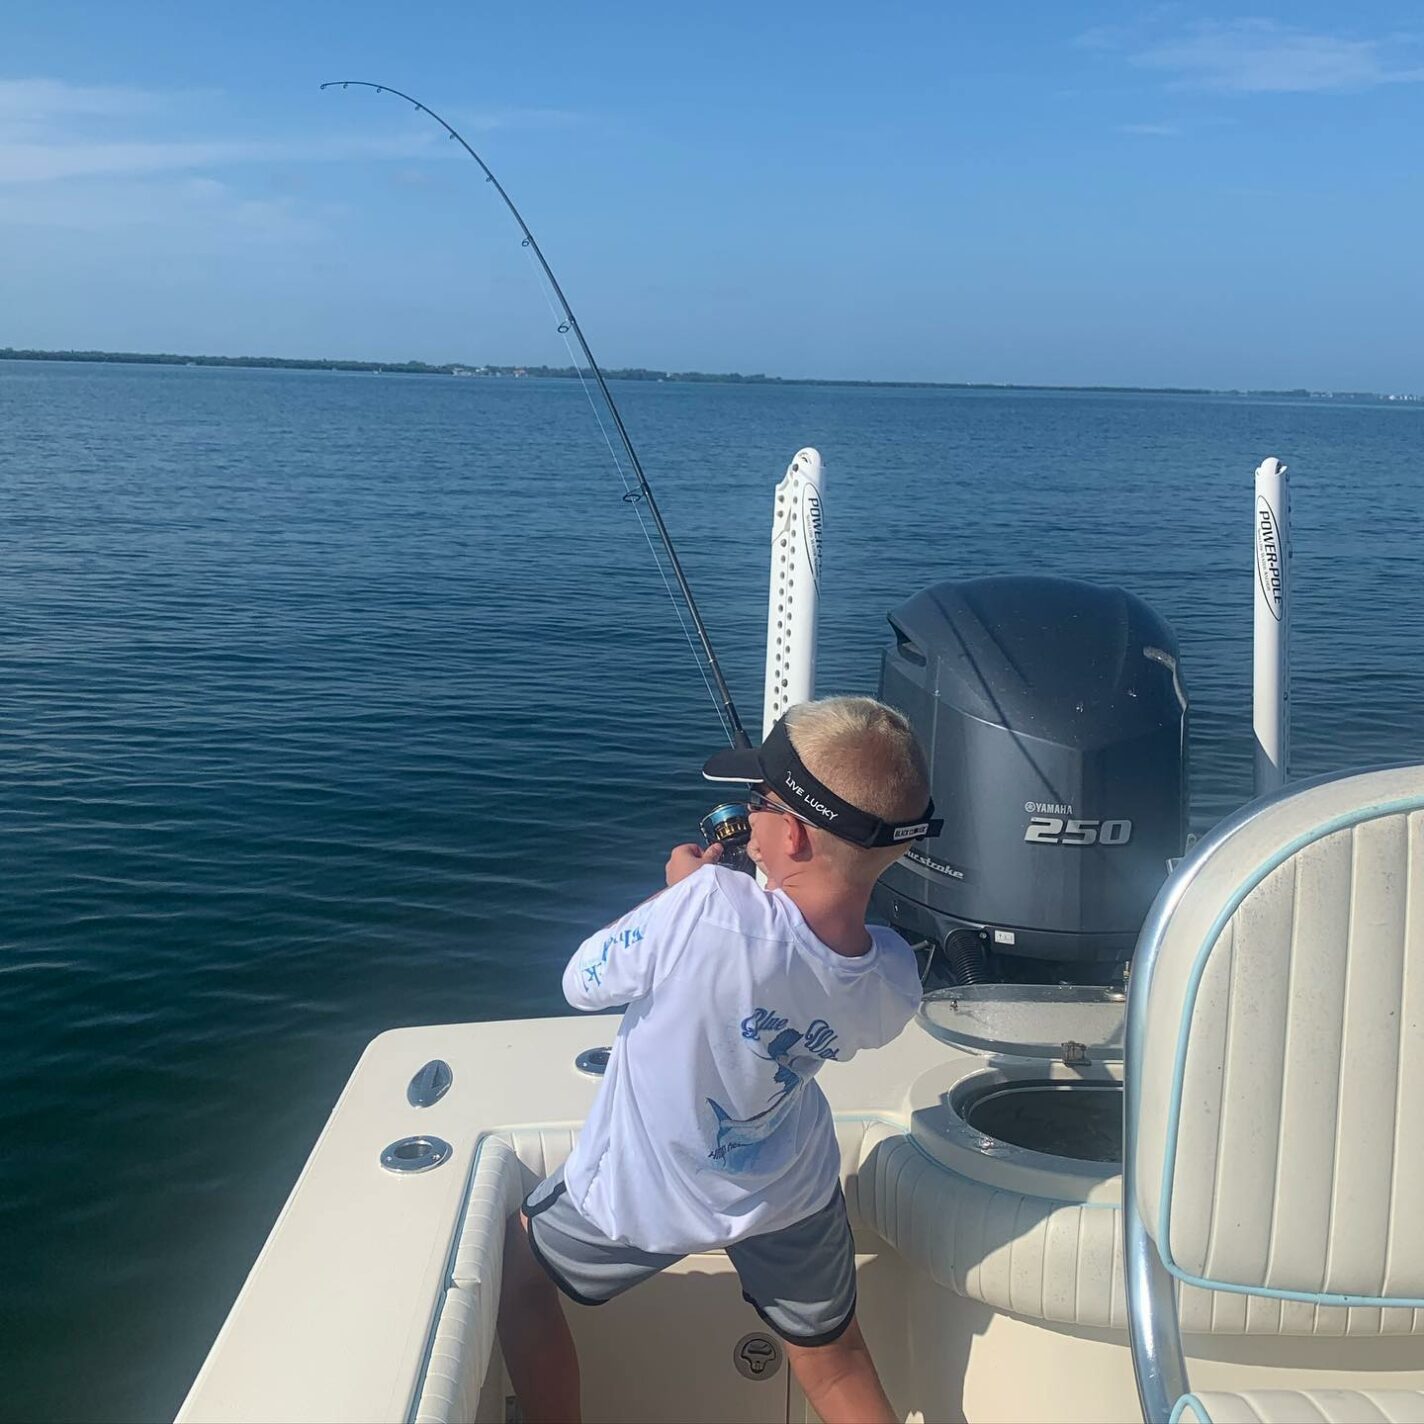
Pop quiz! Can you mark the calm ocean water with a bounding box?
[1,359,1421,1421]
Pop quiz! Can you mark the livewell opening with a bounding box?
[958,1079,1123,1163]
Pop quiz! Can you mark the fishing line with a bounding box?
[321,79,750,748]
[517,241,733,744]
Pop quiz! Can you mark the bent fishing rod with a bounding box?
[321,80,751,749]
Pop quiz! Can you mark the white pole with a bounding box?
[764,448,824,737]
[1253,457,1290,795]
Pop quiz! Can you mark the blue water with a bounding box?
[1,360,1421,1421]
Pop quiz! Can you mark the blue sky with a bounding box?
[3,2,1422,390]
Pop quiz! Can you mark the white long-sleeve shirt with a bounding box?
[559,865,920,1254]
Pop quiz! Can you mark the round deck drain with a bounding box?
[575,1047,611,1077]
[732,1332,782,1381]
[380,1135,452,1174]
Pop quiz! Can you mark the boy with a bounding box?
[498,697,941,1423]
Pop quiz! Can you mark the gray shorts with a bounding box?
[523,1168,857,1346]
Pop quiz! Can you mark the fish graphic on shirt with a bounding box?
[705,1027,809,1171]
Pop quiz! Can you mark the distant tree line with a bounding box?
[0,346,1214,392]
[0,346,1411,400]
[0,346,454,374]
[0,346,789,381]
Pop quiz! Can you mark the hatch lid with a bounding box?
[918,984,1125,1062]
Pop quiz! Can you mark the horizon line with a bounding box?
[1,345,1419,403]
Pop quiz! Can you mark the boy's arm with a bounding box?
[563,900,663,1011]
[562,842,722,1011]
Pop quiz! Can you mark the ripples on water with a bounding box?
[1,361,1420,1421]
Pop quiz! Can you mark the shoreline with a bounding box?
[1,346,1417,402]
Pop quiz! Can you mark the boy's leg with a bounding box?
[782,1317,896,1424]
[497,1211,581,1424]
[497,1167,685,1423]
[727,1186,896,1423]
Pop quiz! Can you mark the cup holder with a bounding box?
[952,1076,1122,1164]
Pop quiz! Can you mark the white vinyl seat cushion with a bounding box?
[1172,1390,1424,1423]
[852,1122,1128,1328]
[1125,768,1424,1424]
[414,1136,526,1424]
[849,1123,1424,1337]
[1135,798,1424,1304]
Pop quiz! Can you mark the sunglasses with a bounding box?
[745,787,819,829]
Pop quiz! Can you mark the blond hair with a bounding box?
[782,697,931,880]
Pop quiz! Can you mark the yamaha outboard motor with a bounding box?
[870,576,1188,985]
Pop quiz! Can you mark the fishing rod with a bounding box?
[321,80,752,749]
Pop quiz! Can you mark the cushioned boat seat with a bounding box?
[850,1121,1424,1337]
[1126,767,1424,1422]
[1172,1391,1424,1423]
[852,1121,1127,1328]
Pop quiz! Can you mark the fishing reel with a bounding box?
[699,803,756,876]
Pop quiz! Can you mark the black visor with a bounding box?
[702,716,942,849]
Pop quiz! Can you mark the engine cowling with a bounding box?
[870,575,1188,982]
